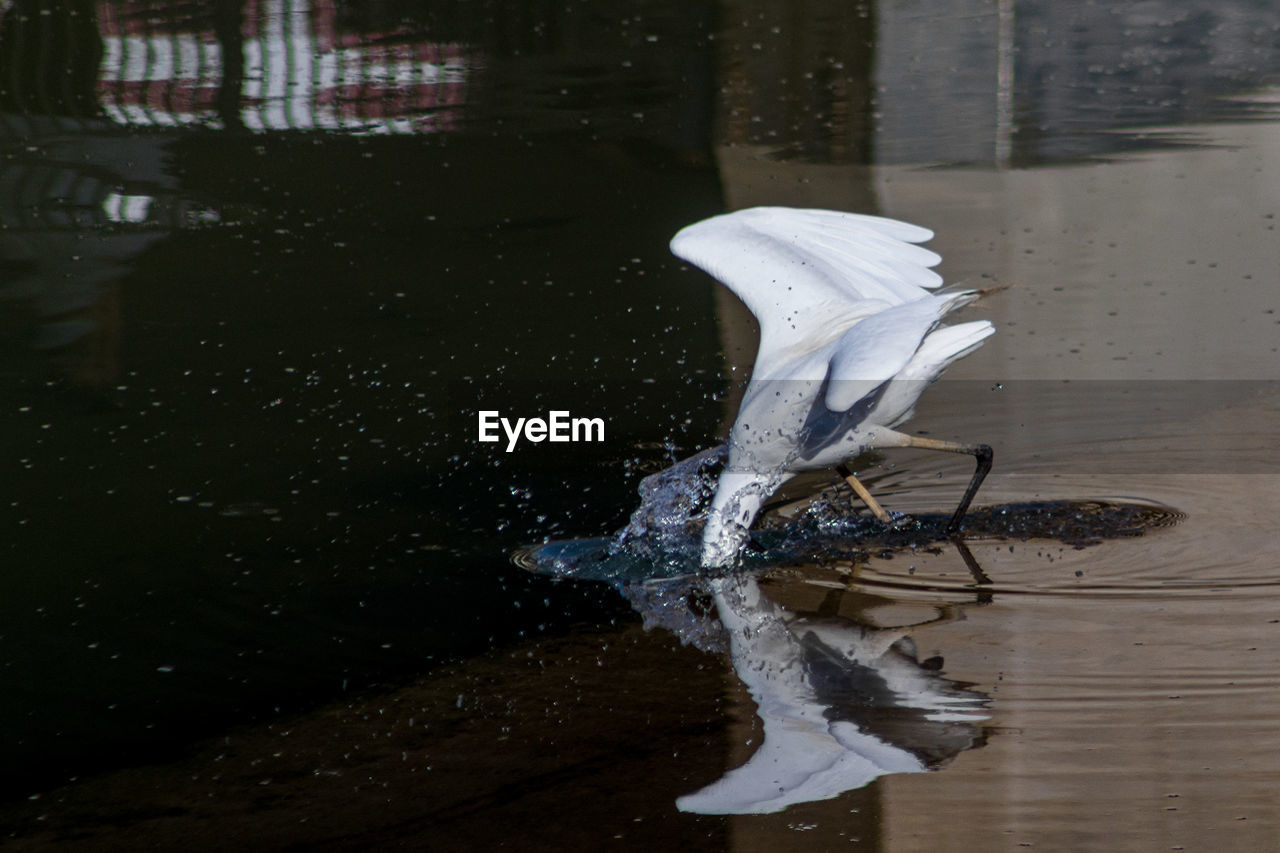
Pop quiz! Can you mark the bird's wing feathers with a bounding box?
[823,298,948,411]
[670,208,943,351]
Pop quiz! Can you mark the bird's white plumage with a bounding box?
[823,297,952,410]
[671,207,946,360]
[671,207,995,567]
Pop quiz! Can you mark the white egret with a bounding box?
[670,207,995,568]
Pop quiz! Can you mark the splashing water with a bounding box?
[609,444,802,569]
[512,446,732,583]
[608,444,727,563]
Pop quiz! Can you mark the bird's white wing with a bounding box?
[823,298,947,411]
[867,318,995,428]
[670,207,943,354]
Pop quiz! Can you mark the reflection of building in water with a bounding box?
[0,0,476,382]
[0,121,196,382]
[718,0,1280,168]
[96,0,471,133]
[714,0,877,165]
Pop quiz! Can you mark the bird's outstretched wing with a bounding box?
[670,207,943,354]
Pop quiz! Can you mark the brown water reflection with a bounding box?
[3,0,1280,850]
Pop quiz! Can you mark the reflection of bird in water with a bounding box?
[673,574,988,815]
[671,207,996,567]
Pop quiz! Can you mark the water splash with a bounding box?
[606,443,807,571]
[608,444,726,563]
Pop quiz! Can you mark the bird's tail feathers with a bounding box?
[907,320,995,378]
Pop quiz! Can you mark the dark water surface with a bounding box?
[3,1,1280,850]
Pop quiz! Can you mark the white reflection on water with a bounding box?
[668,573,987,814]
